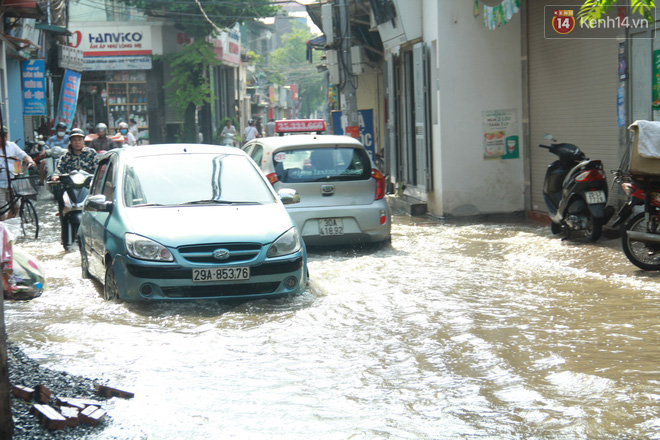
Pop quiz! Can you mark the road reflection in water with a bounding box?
[5,190,660,439]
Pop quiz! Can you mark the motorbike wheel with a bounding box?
[567,199,602,242]
[622,212,660,271]
[103,262,121,301]
[19,199,39,240]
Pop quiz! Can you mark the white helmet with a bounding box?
[118,122,129,130]
[96,123,107,134]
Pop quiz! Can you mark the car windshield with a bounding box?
[123,153,276,207]
[273,147,371,183]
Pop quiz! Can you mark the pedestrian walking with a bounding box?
[266,118,276,136]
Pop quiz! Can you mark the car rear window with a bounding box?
[273,147,371,183]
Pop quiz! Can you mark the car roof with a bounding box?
[253,135,365,152]
[102,144,247,159]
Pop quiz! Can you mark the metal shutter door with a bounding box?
[528,1,621,214]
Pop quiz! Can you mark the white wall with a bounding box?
[425,0,524,217]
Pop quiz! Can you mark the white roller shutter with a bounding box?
[528,1,621,214]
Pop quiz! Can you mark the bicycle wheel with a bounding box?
[19,198,39,239]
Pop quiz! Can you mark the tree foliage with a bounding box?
[579,0,655,24]
[115,0,279,141]
[268,22,325,118]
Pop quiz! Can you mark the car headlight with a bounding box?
[125,233,174,262]
[267,228,301,258]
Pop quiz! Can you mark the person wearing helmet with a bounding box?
[117,121,136,146]
[51,128,99,249]
[51,128,99,181]
[40,122,69,185]
[243,118,260,145]
[89,122,115,152]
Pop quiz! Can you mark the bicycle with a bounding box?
[0,173,39,240]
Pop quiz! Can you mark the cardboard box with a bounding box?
[629,122,660,176]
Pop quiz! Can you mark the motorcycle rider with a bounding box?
[117,121,136,146]
[220,119,237,146]
[40,122,69,185]
[89,123,116,152]
[50,128,98,248]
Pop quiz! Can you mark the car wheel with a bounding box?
[80,243,90,279]
[103,262,121,301]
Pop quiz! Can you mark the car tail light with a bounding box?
[266,173,278,184]
[379,210,387,225]
[575,169,605,182]
[372,168,386,200]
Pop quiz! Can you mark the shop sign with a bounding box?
[209,26,240,66]
[21,59,46,116]
[69,25,152,57]
[55,70,81,130]
[331,109,375,161]
[482,109,519,160]
[83,55,152,71]
[58,44,84,72]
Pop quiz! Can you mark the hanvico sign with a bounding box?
[69,25,153,71]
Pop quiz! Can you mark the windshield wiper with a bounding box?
[181,199,258,205]
[132,203,165,207]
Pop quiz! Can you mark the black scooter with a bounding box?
[539,135,614,241]
[50,170,93,250]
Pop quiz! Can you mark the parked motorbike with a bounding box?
[50,170,93,250]
[611,172,660,270]
[539,135,614,241]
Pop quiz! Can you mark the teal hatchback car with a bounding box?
[79,144,307,302]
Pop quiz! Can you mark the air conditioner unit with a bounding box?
[376,0,422,52]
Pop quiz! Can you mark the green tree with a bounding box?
[116,0,279,142]
[268,22,325,118]
[579,0,655,24]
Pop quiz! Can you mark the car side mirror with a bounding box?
[278,188,300,205]
[86,194,113,212]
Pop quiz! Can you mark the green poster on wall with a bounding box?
[653,50,660,109]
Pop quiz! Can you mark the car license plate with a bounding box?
[192,267,250,283]
[319,218,344,236]
[585,190,606,204]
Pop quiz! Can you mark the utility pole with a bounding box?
[337,0,358,134]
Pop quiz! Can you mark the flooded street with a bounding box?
[5,189,660,439]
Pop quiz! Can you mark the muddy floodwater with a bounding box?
[5,190,660,439]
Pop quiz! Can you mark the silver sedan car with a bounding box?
[243,122,391,246]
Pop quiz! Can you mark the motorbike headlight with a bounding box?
[125,233,173,262]
[267,228,302,258]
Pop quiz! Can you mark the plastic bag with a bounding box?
[3,246,46,301]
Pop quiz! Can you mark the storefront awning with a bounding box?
[35,23,70,35]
